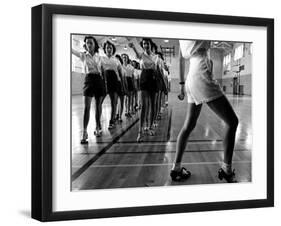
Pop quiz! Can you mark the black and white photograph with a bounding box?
[29,3,274,222]
[71,34,252,190]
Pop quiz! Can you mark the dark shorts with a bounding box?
[117,80,125,96]
[140,69,157,92]
[83,73,106,98]
[105,70,119,94]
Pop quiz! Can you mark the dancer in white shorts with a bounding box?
[170,40,239,183]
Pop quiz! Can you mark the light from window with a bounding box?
[249,44,253,55]
[223,54,231,70]
[234,44,244,61]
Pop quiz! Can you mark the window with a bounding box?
[72,56,83,73]
[249,43,253,55]
[72,37,84,73]
[223,53,231,71]
[234,44,244,61]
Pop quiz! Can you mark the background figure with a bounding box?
[115,54,128,123]
[129,38,161,141]
[131,60,141,112]
[72,36,106,142]
[122,54,135,118]
[100,40,123,130]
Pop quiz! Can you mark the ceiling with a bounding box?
[72,34,237,58]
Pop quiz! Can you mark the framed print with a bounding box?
[31,4,274,222]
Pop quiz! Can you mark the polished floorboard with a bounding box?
[71,93,252,190]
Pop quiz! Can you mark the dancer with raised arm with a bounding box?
[128,38,161,141]
[72,36,106,143]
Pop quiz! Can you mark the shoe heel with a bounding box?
[170,171,178,181]
[218,169,224,180]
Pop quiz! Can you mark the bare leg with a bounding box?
[125,95,128,114]
[158,91,163,114]
[149,91,156,128]
[154,92,160,122]
[83,96,93,131]
[95,96,104,129]
[174,103,202,164]
[134,91,138,109]
[113,93,118,120]
[206,95,239,165]
[128,92,132,114]
[109,93,114,122]
[139,91,149,133]
[109,92,118,122]
[119,95,124,120]
[170,103,202,180]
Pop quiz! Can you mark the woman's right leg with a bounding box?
[149,91,156,130]
[108,92,118,128]
[95,95,104,130]
[153,91,160,123]
[109,93,114,121]
[170,103,202,181]
[119,95,124,122]
[134,91,138,110]
[81,96,92,143]
[129,92,133,115]
[137,91,148,141]
[173,103,202,164]
[83,96,93,131]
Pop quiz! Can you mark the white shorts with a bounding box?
[185,56,223,105]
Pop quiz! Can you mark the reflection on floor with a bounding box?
[72,93,252,190]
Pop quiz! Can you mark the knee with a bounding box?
[182,120,197,133]
[227,115,239,130]
[84,103,91,112]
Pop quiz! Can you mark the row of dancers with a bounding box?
[72,36,170,144]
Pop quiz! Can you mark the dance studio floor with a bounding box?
[71,93,252,190]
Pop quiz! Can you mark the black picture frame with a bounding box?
[31,3,274,222]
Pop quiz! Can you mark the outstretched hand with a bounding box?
[128,42,134,48]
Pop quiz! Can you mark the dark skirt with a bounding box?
[117,78,126,96]
[126,77,134,92]
[140,69,157,92]
[135,78,140,91]
[155,71,168,94]
[105,70,119,94]
[83,73,106,97]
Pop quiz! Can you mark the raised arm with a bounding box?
[128,42,143,59]
[72,48,82,59]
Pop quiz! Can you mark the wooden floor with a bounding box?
[71,93,252,190]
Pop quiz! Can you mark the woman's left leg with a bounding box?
[119,95,124,122]
[149,91,156,135]
[206,95,239,182]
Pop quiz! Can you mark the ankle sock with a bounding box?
[172,163,181,171]
[222,162,232,175]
